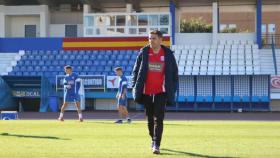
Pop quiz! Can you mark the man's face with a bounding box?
[149,34,162,48]
[115,70,122,76]
[65,68,72,74]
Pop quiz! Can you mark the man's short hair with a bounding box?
[114,67,123,72]
[64,65,72,70]
[149,30,163,38]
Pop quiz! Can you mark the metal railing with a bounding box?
[262,34,280,49]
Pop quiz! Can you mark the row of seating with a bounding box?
[13,65,133,72]
[171,43,258,50]
[25,50,138,55]
[21,53,138,61]
[17,60,135,67]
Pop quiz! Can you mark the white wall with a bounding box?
[174,33,256,45]
[0,5,49,37]
[175,33,213,45]
[217,33,256,42]
[49,24,83,37]
[5,15,40,37]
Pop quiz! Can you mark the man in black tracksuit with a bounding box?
[131,30,178,154]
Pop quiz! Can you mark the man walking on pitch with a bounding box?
[58,65,83,122]
[131,30,178,154]
[114,67,131,124]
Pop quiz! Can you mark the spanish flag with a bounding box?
[63,37,170,50]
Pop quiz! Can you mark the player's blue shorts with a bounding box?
[64,93,80,103]
[118,96,127,107]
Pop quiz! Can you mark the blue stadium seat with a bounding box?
[128,60,135,65]
[38,50,45,56]
[117,55,124,60]
[104,66,111,72]
[45,60,52,66]
[124,54,130,60]
[52,60,59,65]
[23,72,30,76]
[76,54,82,60]
[63,55,69,60]
[126,50,133,54]
[31,60,38,66]
[131,54,137,60]
[121,61,128,66]
[76,66,82,72]
[90,55,97,60]
[114,60,121,67]
[16,72,22,76]
[70,55,75,60]
[96,66,104,72]
[45,50,52,55]
[110,55,117,60]
[25,50,32,55]
[24,60,31,65]
[55,66,61,71]
[86,60,93,65]
[107,60,114,66]
[97,54,103,60]
[119,50,126,54]
[56,54,62,60]
[126,66,133,72]
[41,66,47,71]
[83,55,90,60]
[27,66,33,72]
[21,55,28,60]
[59,61,65,65]
[48,66,55,71]
[38,60,44,66]
[52,50,58,54]
[34,66,40,71]
[30,71,36,76]
[65,60,72,65]
[32,50,38,55]
[72,60,79,66]
[42,55,48,60]
[8,72,16,76]
[35,55,41,60]
[20,66,27,71]
[100,61,106,66]
[93,61,100,66]
[49,55,55,60]
[83,66,90,72]
[18,60,24,66]
[13,66,20,71]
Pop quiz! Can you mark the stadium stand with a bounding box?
[7,50,138,84]
[171,40,262,75]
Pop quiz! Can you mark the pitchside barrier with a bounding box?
[177,75,270,111]
[54,74,270,112]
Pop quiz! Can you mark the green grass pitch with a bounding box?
[1,120,280,158]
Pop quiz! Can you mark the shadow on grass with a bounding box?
[0,133,70,140]
[161,148,239,158]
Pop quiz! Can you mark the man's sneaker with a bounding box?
[127,119,132,123]
[58,117,64,122]
[152,146,160,154]
[151,141,155,150]
[79,118,83,122]
[115,120,123,124]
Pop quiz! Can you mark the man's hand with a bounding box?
[121,93,126,99]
